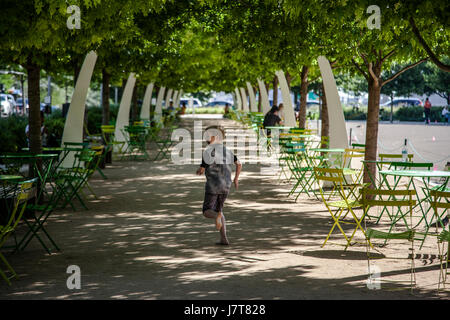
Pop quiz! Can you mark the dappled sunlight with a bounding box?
[0,118,444,300]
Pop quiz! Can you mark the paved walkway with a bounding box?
[0,117,448,299]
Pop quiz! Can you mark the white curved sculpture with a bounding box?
[234,88,242,110]
[317,56,348,148]
[275,70,296,127]
[140,82,154,120]
[246,82,258,112]
[114,73,136,151]
[239,87,249,112]
[61,51,97,166]
[257,79,271,114]
[165,88,173,108]
[155,86,165,120]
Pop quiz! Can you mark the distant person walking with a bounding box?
[424,97,432,124]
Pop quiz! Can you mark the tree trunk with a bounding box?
[298,66,309,129]
[26,60,42,155]
[74,64,81,87]
[363,75,382,185]
[102,69,110,125]
[153,86,160,115]
[320,82,329,149]
[390,92,394,123]
[25,58,43,199]
[286,71,292,90]
[131,82,138,123]
[272,76,278,107]
[294,91,299,109]
[256,86,261,112]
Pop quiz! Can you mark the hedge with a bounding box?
[344,106,447,122]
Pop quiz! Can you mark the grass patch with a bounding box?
[185,107,224,114]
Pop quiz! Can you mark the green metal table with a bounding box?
[0,153,58,199]
[380,170,450,247]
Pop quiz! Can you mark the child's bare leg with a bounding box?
[203,209,223,230]
[219,214,229,245]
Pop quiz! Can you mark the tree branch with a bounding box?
[351,58,369,80]
[381,49,396,63]
[368,62,379,86]
[409,17,450,73]
[381,58,429,87]
[360,53,369,67]
[309,75,320,83]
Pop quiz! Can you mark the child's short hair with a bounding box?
[205,125,225,141]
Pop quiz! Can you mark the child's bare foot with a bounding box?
[216,239,229,245]
[215,212,223,230]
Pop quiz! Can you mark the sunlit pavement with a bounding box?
[0,117,448,299]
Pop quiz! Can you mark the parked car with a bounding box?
[6,94,17,110]
[381,98,423,108]
[16,97,28,114]
[179,98,203,108]
[205,100,231,108]
[0,94,14,116]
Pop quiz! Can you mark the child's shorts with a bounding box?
[203,193,228,213]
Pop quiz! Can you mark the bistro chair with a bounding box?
[362,187,417,291]
[313,167,368,249]
[0,178,37,285]
[430,190,450,292]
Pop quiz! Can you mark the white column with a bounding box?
[155,86,165,121]
[114,73,136,151]
[239,87,249,112]
[257,78,271,114]
[140,82,154,120]
[317,56,348,148]
[275,70,296,127]
[234,88,242,110]
[246,82,258,112]
[61,51,97,166]
[165,88,173,108]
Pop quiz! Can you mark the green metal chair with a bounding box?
[121,126,150,160]
[153,126,176,161]
[55,149,96,211]
[101,125,125,156]
[430,190,450,292]
[0,178,37,285]
[90,144,109,179]
[362,187,418,291]
[314,167,368,249]
[285,143,317,200]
